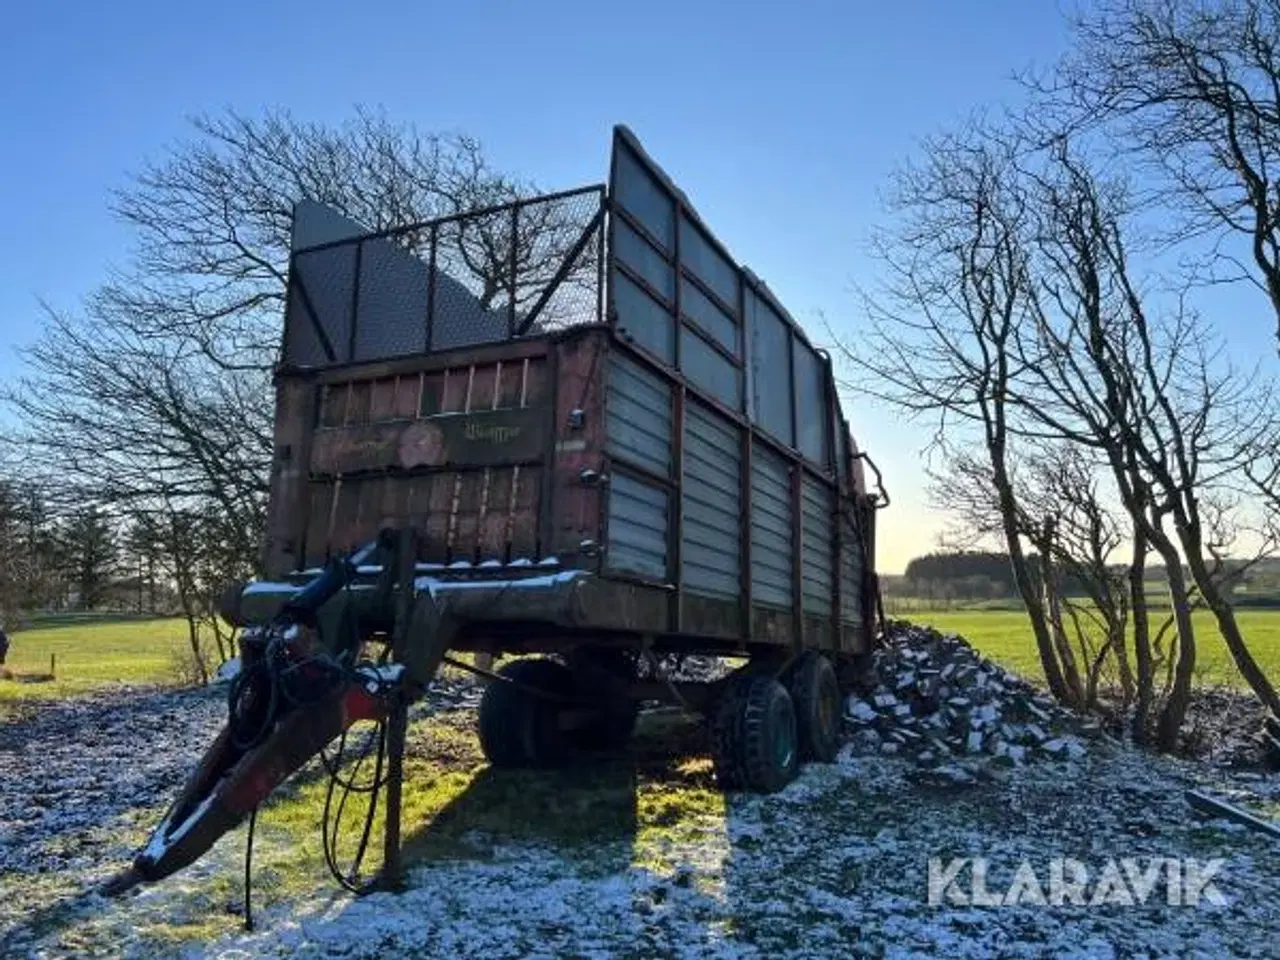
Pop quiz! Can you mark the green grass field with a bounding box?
[3,606,1279,716]
[0,616,190,710]
[913,608,1280,690]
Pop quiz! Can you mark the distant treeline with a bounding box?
[899,551,1066,602]
[896,551,1280,605]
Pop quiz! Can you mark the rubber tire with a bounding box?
[709,674,800,793]
[477,658,575,769]
[786,651,843,763]
[569,648,639,751]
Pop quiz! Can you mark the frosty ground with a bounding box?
[3,678,1280,959]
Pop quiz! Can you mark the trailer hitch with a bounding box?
[102,532,429,898]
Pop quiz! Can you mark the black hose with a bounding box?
[243,807,257,932]
[320,719,389,893]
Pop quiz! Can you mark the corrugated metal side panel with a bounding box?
[606,472,669,580]
[840,533,865,626]
[750,442,793,609]
[682,402,741,600]
[606,352,672,477]
[801,475,834,615]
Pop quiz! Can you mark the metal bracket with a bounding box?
[853,451,890,508]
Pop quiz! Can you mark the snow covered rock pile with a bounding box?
[844,622,1102,769]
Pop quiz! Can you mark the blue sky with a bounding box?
[4,0,1242,574]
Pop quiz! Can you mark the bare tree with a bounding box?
[1014,140,1280,740]
[1036,0,1280,349]
[846,115,1279,747]
[1020,446,1133,711]
[60,504,118,611]
[2,108,537,642]
[931,443,1132,713]
[837,125,1079,705]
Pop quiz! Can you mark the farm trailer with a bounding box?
[112,125,888,896]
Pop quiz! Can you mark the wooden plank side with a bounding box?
[262,375,319,577]
[304,480,335,567]
[293,341,568,571]
[319,385,346,428]
[479,468,514,559]
[314,335,548,382]
[328,477,362,555]
[510,469,541,558]
[452,471,485,558]
[420,371,445,416]
[470,363,497,411]
[496,361,523,408]
[347,380,373,425]
[521,357,549,408]
[423,475,453,559]
[441,367,470,413]
[369,377,397,423]
[393,374,421,420]
[354,476,386,546]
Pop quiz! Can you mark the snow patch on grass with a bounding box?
[4,685,1280,958]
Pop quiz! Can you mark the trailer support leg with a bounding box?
[379,693,408,892]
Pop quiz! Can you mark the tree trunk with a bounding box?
[995,486,1072,703]
[1183,551,1280,716]
[209,612,230,666]
[1129,533,1153,745]
[184,613,209,687]
[1040,542,1085,706]
[1155,556,1196,751]
[1110,607,1135,708]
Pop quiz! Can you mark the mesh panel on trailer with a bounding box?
[284,190,604,367]
[430,211,515,352]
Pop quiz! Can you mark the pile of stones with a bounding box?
[844,622,1102,769]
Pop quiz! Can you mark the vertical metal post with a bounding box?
[425,225,439,351]
[669,384,685,634]
[787,332,797,449]
[739,425,753,644]
[508,204,520,338]
[381,524,416,892]
[596,190,606,324]
[791,463,804,652]
[381,693,407,891]
[738,283,753,644]
[672,203,683,371]
[825,359,842,646]
[349,241,363,363]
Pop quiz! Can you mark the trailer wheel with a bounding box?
[709,674,799,793]
[786,652,843,763]
[568,647,638,752]
[478,658,574,769]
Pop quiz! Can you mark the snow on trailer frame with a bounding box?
[253,124,886,660]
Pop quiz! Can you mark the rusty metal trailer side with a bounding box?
[257,125,880,661]
[118,125,886,899]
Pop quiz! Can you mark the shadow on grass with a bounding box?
[3,705,733,956]
[397,706,716,875]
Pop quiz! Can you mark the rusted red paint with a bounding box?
[262,376,319,578]
[267,323,878,647]
[293,347,557,566]
[546,330,608,560]
[369,378,396,422]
